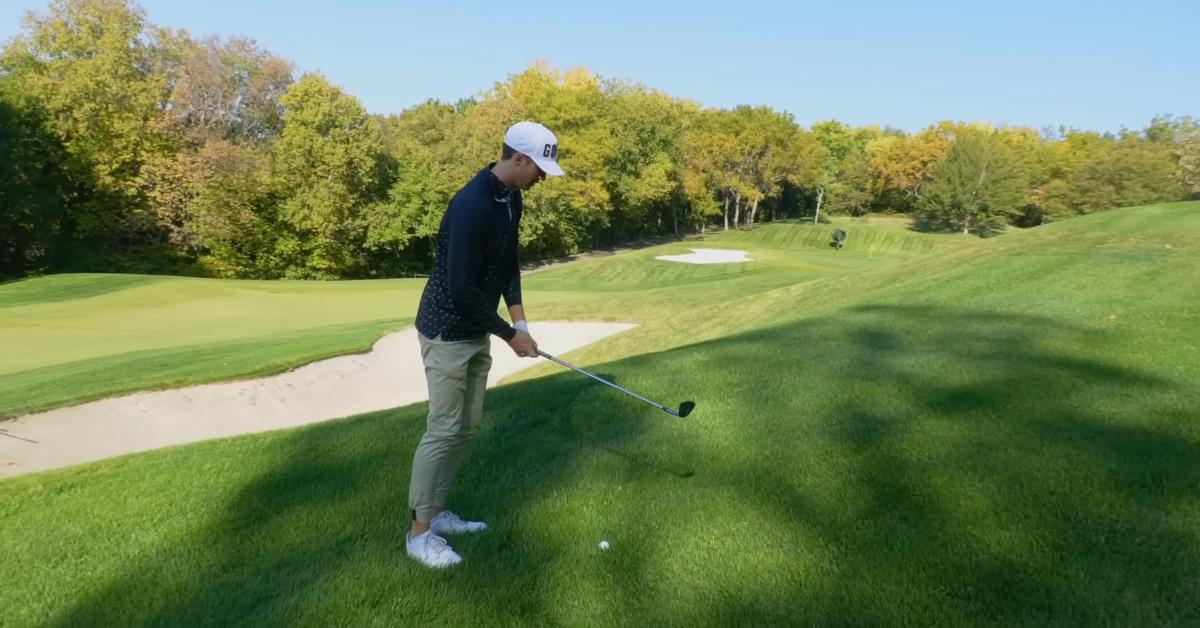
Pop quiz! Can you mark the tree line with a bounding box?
[2,0,1197,279]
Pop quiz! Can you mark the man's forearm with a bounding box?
[508,304,526,325]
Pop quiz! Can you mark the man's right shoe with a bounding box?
[406,530,462,568]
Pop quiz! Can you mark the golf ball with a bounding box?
[598,540,610,550]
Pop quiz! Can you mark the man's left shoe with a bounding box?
[430,510,488,535]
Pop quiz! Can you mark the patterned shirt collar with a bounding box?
[485,163,514,203]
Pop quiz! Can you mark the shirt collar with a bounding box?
[484,163,514,202]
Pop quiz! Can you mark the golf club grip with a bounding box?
[536,350,669,412]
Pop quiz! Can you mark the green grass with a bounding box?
[0,218,942,417]
[0,273,174,308]
[1,203,1198,626]
[707,213,972,260]
[0,318,412,418]
[0,276,421,417]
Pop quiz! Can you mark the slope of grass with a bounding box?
[707,213,977,259]
[1,202,1198,625]
[0,274,173,308]
[518,216,964,326]
[0,277,421,417]
[0,318,411,418]
[0,220,941,417]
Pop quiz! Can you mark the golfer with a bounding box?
[405,121,564,568]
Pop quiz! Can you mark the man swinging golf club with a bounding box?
[405,121,564,568]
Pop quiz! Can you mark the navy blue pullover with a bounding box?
[415,164,522,342]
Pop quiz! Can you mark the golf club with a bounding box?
[536,350,695,418]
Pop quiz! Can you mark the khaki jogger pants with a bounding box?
[408,333,493,523]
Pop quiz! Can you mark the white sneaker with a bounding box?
[406,530,462,568]
[431,510,488,535]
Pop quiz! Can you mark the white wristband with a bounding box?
[513,320,528,332]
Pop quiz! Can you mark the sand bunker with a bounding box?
[655,248,753,264]
[0,321,635,478]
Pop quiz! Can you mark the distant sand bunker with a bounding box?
[655,249,754,265]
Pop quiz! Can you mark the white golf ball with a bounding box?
[598,540,610,550]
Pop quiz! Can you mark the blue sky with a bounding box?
[2,0,1196,133]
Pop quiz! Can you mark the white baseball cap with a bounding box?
[504,121,565,176]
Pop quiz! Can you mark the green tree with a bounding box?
[823,148,875,217]
[919,130,1027,235]
[1030,129,1110,223]
[1145,116,1200,199]
[272,74,387,278]
[365,100,461,271]
[812,120,875,221]
[1,0,172,254]
[681,109,738,230]
[603,84,686,236]
[681,106,797,231]
[735,106,812,226]
[1042,137,1183,217]
[0,81,78,275]
[867,122,979,213]
[512,66,617,252]
[1180,138,1200,198]
[188,140,280,277]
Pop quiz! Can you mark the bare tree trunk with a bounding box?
[814,187,824,225]
[733,190,742,227]
[749,198,759,225]
[723,191,730,231]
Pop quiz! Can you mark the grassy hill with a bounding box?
[1,202,1197,625]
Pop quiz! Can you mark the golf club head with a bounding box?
[675,401,696,418]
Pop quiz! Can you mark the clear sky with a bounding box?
[2,0,1196,133]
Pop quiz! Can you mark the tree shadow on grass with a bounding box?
[656,305,1200,625]
[49,304,1200,625]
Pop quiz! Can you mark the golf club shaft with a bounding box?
[536,350,672,414]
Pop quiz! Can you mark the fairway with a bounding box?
[2,203,1198,625]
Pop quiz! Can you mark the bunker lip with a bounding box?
[0,321,636,478]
